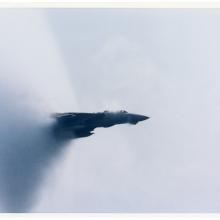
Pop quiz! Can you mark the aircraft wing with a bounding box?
[72,125,96,137]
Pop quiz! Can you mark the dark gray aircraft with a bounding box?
[52,110,149,139]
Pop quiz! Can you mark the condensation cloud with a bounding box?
[0,9,77,212]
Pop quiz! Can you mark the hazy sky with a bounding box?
[0,9,220,212]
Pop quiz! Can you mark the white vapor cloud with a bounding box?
[0,9,77,212]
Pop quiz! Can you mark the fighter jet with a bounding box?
[51,110,149,139]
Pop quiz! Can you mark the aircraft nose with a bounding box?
[139,115,150,121]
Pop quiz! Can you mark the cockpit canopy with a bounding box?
[119,110,127,113]
[103,110,128,113]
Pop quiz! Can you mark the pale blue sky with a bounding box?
[0,9,220,212]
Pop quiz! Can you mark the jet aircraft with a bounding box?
[52,110,149,139]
